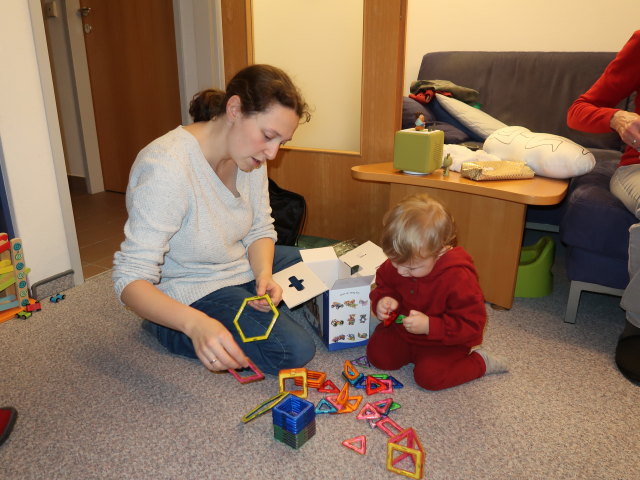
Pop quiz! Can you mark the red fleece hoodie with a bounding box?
[370,246,486,348]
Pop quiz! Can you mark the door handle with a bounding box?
[78,7,91,17]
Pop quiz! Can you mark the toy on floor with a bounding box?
[272,394,316,449]
[238,358,422,476]
[342,435,367,455]
[0,234,36,323]
[386,428,425,479]
[228,358,265,384]
[278,368,308,398]
[241,391,288,424]
[49,293,66,303]
[0,406,17,447]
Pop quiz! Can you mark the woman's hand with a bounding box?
[184,313,250,372]
[120,280,249,373]
[249,275,283,312]
[610,110,640,150]
[376,296,399,321]
[402,309,429,335]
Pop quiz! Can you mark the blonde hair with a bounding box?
[380,193,457,263]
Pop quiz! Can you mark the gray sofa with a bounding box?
[406,51,636,321]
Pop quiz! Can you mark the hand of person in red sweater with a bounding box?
[376,296,399,325]
[402,309,430,335]
[610,110,640,150]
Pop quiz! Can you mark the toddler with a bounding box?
[366,193,508,390]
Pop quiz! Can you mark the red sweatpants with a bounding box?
[366,324,486,391]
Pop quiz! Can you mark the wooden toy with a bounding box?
[241,391,288,424]
[386,428,425,479]
[342,435,367,455]
[228,358,264,384]
[0,234,35,323]
[233,294,279,342]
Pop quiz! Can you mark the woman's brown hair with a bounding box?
[188,64,310,123]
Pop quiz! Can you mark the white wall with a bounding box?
[0,1,78,286]
[252,0,363,152]
[405,0,640,93]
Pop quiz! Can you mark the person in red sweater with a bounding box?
[366,193,508,391]
[567,30,640,383]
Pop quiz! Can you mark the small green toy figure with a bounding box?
[442,153,453,176]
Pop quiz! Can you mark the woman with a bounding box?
[567,30,640,383]
[113,64,316,375]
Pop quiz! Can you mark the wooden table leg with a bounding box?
[389,185,526,309]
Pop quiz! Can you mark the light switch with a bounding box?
[44,1,58,18]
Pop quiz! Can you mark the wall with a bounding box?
[0,0,79,286]
[252,0,363,152]
[405,0,640,93]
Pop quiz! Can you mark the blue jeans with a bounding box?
[145,246,316,374]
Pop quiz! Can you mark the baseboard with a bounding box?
[30,269,75,301]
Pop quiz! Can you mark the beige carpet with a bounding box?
[1,244,639,479]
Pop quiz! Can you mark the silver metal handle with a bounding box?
[78,7,91,17]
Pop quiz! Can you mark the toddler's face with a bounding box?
[391,256,438,278]
[391,247,450,278]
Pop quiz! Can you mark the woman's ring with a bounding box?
[633,139,637,145]
[210,358,217,364]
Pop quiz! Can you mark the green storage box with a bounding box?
[393,128,444,174]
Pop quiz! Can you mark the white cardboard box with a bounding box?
[273,241,386,351]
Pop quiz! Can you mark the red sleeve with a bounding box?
[369,260,399,313]
[567,30,640,133]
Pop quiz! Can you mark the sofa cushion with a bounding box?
[433,93,508,140]
[484,126,595,179]
[401,97,470,143]
[402,96,435,128]
[417,51,626,151]
[560,149,635,260]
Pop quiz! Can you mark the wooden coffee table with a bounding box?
[351,162,568,309]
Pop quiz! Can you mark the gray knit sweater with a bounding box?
[112,126,277,306]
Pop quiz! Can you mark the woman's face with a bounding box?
[228,98,300,172]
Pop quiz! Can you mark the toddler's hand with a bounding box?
[403,310,429,335]
[376,296,399,321]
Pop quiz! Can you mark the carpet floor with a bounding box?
[1,235,639,479]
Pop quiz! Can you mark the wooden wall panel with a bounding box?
[220,0,253,82]
[221,0,407,243]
